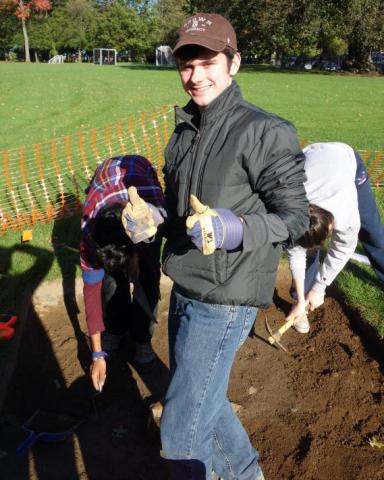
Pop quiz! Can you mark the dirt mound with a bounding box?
[0,267,383,479]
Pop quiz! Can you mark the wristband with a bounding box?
[92,350,108,361]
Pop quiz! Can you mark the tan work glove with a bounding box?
[186,195,219,255]
[122,186,163,243]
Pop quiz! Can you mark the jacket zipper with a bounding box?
[195,144,209,201]
[195,114,222,200]
[184,129,201,212]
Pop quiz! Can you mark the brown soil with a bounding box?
[1,265,384,480]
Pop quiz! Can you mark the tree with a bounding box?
[183,0,297,61]
[152,0,189,46]
[28,14,55,60]
[0,9,19,57]
[50,0,95,62]
[325,36,348,61]
[94,0,153,61]
[0,0,51,61]
[183,0,384,70]
[344,0,384,70]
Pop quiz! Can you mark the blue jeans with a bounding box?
[296,151,384,296]
[355,152,384,284]
[160,289,262,480]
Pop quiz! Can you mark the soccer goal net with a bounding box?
[93,48,117,65]
[156,46,174,66]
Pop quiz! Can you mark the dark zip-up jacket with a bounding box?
[162,81,309,307]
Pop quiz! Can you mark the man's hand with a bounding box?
[186,195,243,255]
[90,358,106,392]
[306,289,325,311]
[122,187,164,243]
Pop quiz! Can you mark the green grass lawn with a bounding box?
[0,62,383,338]
[1,63,383,150]
[0,63,186,150]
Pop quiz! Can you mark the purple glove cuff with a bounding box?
[187,208,243,251]
[216,209,243,250]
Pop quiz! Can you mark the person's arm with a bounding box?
[287,245,308,318]
[242,122,309,251]
[286,278,308,320]
[185,121,309,254]
[83,278,104,334]
[311,227,359,294]
[90,331,106,392]
[81,235,108,390]
[302,226,358,311]
[82,278,108,391]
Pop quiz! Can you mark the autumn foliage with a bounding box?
[1,0,51,21]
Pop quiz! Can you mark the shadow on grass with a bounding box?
[51,202,90,373]
[344,261,383,291]
[0,243,54,314]
[0,241,55,412]
[118,64,177,72]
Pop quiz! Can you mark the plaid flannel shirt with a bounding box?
[80,154,164,285]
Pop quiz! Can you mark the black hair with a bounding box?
[174,44,236,69]
[89,203,138,277]
[297,204,334,250]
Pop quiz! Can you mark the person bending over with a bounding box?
[288,142,384,333]
[80,154,164,391]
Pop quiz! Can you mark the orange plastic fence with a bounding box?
[0,107,383,236]
[0,106,173,235]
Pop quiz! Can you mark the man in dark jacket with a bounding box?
[125,13,309,480]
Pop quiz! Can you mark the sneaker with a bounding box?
[134,342,155,365]
[101,332,122,352]
[293,313,310,334]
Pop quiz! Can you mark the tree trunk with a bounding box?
[20,2,30,62]
[78,48,82,63]
[34,50,39,63]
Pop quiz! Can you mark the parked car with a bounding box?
[321,60,340,72]
[372,52,384,72]
[372,52,384,64]
[281,56,297,68]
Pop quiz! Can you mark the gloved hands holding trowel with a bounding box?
[186,195,243,255]
[122,186,164,243]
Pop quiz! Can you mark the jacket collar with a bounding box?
[175,80,242,130]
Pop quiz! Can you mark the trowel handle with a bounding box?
[268,317,295,344]
[16,431,42,455]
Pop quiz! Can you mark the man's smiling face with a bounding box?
[178,49,240,109]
